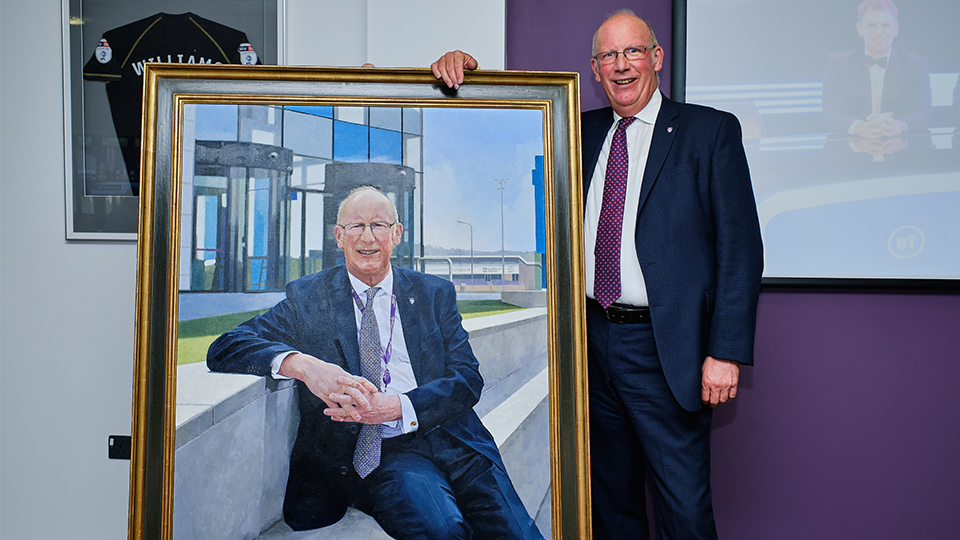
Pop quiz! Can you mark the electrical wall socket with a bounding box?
[108,435,131,460]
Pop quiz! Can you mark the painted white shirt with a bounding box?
[271,267,419,436]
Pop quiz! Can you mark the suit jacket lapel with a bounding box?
[638,94,679,215]
[393,268,423,384]
[331,269,362,376]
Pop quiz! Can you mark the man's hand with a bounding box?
[325,392,402,425]
[431,50,478,89]
[278,352,377,420]
[851,135,907,156]
[701,356,740,407]
[853,112,905,139]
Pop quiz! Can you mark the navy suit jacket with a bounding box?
[207,265,505,530]
[582,94,763,412]
[821,47,932,133]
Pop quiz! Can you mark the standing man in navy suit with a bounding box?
[208,186,542,539]
[433,8,762,539]
[821,0,931,140]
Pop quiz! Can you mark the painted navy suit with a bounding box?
[582,94,763,539]
[208,265,540,538]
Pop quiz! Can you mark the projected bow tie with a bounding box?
[865,56,887,68]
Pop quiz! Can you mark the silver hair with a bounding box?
[336,185,399,224]
[591,8,660,57]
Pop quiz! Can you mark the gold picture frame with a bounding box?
[131,63,589,539]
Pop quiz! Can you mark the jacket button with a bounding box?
[340,466,348,475]
[350,425,358,434]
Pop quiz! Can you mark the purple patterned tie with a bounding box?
[354,286,383,479]
[594,116,636,309]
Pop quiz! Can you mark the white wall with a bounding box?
[1,0,136,537]
[285,0,505,69]
[0,0,503,537]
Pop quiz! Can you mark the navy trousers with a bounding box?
[587,307,717,540]
[354,429,544,540]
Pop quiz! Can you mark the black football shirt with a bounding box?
[83,12,261,194]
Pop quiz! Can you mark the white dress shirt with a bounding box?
[848,48,892,134]
[271,267,419,437]
[584,90,662,307]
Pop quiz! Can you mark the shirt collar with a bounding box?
[347,266,394,299]
[864,48,892,62]
[614,89,662,126]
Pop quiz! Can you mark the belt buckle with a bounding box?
[604,307,624,324]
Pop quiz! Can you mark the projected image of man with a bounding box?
[821,0,932,145]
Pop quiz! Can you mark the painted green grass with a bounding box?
[178,309,270,339]
[178,335,221,366]
[456,300,526,319]
[177,309,268,365]
[176,301,524,366]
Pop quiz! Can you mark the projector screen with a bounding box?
[679,0,959,286]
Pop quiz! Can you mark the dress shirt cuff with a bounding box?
[398,394,419,433]
[270,351,296,380]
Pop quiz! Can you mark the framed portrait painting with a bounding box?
[130,64,590,539]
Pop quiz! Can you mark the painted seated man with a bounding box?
[208,186,543,539]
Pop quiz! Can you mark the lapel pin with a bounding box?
[667,126,674,133]
[409,297,415,304]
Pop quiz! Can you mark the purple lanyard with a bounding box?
[352,288,397,388]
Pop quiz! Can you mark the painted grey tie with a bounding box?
[353,286,383,478]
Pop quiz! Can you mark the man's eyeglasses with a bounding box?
[338,222,396,237]
[593,45,656,66]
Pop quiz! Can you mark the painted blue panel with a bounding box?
[285,105,333,118]
[370,127,402,164]
[195,104,238,141]
[533,155,545,253]
[203,196,218,260]
[334,120,369,162]
[283,110,333,159]
[370,107,402,131]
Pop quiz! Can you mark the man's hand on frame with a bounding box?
[431,50,478,89]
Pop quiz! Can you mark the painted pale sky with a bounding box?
[189,103,545,254]
[421,107,544,253]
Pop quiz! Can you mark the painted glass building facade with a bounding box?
[180,103,424,293]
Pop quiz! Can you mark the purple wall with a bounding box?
[714,290,960,539]
[506,2,960,538]
[506,1,671,110]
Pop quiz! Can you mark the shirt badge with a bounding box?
[238,43,258,65]
[95,39,112,64]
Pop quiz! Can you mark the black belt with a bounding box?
[587,297,651,324]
